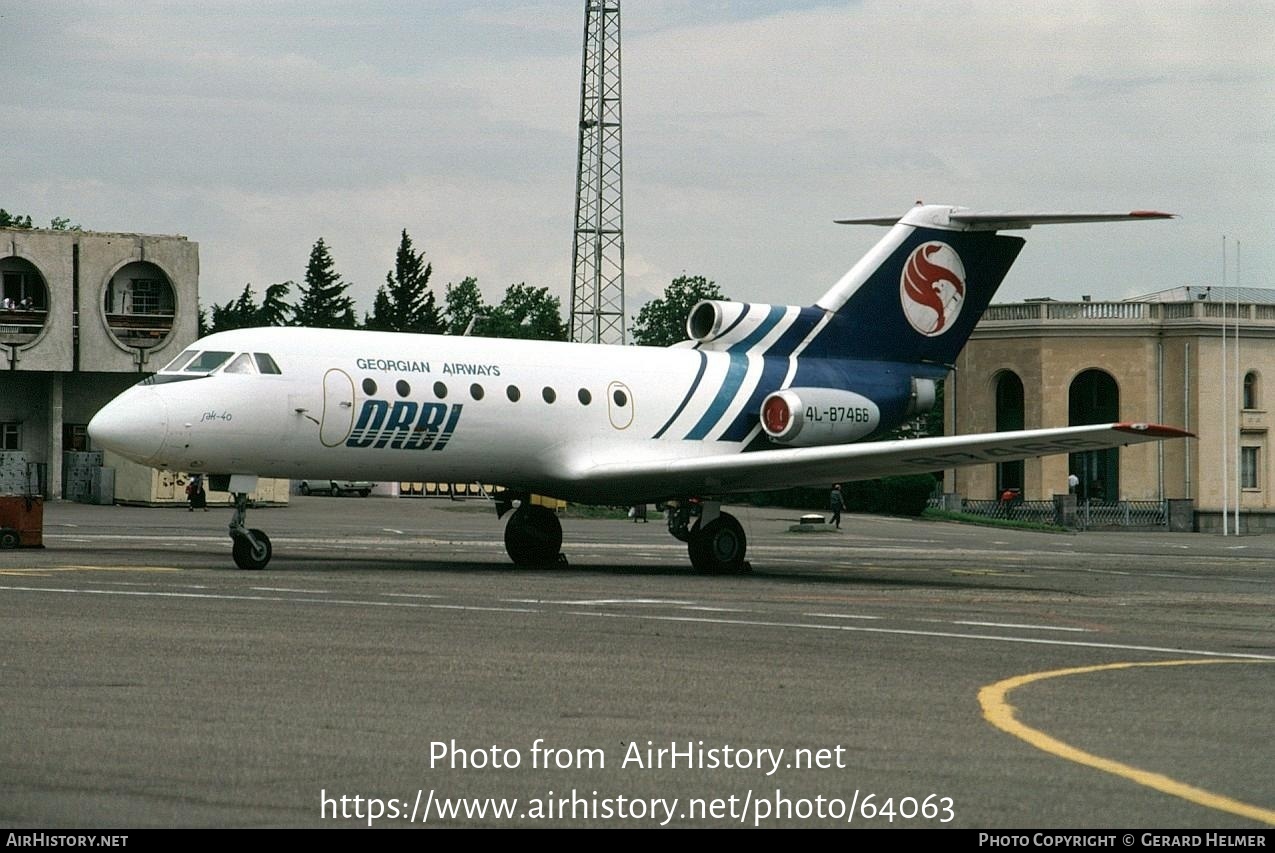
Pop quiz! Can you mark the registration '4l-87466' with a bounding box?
[804,406,872,424]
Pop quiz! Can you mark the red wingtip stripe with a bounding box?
[1114,422,1195,439]
[1129,210,1176,219]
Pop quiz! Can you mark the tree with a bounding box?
[0,209,34,229]
[631,274,726,347]
[484,283,568,341]
[443,276,488,335]
[364,229,443,333]
[292,238,356,329]
[49,216,82,231]
[209,282,294,333]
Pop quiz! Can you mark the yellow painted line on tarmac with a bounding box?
[980,660,1275,825]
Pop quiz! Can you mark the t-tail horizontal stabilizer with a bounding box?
[835,208,1177,230]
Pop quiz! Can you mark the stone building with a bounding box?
[0,226,198,497]
[945,288,1275,532]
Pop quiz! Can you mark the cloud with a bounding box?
[3,1,1271,319]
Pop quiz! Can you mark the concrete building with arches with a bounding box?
[945,289,1275,532]
[0,226,199,498]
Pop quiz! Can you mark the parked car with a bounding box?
[298,480,374,497]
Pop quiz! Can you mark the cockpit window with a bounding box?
[223,353,256,374]
[182,351,234,373]
[254,353,282,375]
[162,349,199,372]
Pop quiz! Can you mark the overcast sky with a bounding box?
[4,1,1272,326]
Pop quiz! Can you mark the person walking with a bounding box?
[829,484,844,529]
[186,474,208,511]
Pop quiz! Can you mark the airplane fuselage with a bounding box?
[101,326,933,504]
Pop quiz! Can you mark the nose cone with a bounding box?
[88,387,169,465]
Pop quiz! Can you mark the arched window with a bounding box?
[1243,371,1259,410]
[1069,369,1120,502]
[994,371,1024,493]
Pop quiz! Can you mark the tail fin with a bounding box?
[803,204,1173,364]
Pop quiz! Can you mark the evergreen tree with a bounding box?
[292,238,356,329]
[364,230,443,333]
[208,282,293,333]
[631,274,726,347]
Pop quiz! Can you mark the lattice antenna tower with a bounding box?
[569,0,625,344]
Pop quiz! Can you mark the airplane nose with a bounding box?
[88,387,169,465]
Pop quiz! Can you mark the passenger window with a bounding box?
[162,349,198,372]
[578,388,592,405]
[222,353,256,374]
[254,353,282,375]
[434,381,448,399]
[182,351,234,373]
[470,383,485,401]
[506,385,521,402]
[542,387,557,404]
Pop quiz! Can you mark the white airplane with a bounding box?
[88,203,1190,573]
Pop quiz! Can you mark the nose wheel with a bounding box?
[229,492,273,570]
[232,529,272,570]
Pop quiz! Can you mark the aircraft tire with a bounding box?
[688,513,748,575]
[232,529,272,570]
[0,529,19,549]
[504,504,563,565]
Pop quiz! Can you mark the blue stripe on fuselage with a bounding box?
[684,305,786,440]
[653,351,709,439]
[720,354,790,442]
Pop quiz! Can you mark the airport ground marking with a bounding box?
[567,611,1275,661]
[979,660,1275,826]
[0,566,180,575]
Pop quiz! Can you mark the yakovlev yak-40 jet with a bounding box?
[89,203,1191,573]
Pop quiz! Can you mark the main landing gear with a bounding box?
[229,491,272,570]
[666,499,750,575]
[496,493,565,566]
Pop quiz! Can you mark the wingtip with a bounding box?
[1114,422,1195,439]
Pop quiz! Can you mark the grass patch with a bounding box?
[561,504,634,520]
[921,507,1070,533]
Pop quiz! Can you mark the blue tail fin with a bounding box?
[804,207,1024,364]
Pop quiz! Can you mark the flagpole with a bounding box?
[1221,235,1228,536]
[1235,240,1242,534]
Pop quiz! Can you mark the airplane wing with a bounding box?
[575,423,1192,501]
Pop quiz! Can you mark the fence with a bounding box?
[933,496,1168,529]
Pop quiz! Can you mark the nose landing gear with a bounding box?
[229,491,272,570]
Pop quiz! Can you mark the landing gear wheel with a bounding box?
[504,504,563,565]
[688,512,748,575]
[232,528,272,570]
